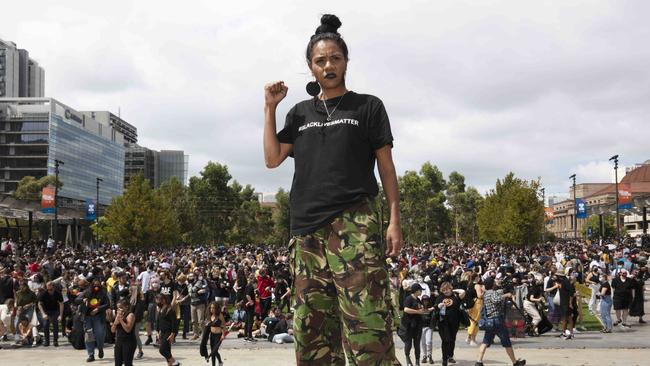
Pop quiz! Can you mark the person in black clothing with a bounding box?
[175,274,191,339]
[112,299,137,366]
[435,282,462,366]
[82,277,110,362]
[402,283,430,366]
[629,269,646,323]
[38,281,63,347]
[243,274,257,342]
[110,273,131,310]
[612,269,634,327]
[274,277,291,314]
[130,284,146,359]
[200,302,226,366]
[556,270,576,339]
[156,294,180,366]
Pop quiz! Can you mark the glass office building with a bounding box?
[0,98,124,205]
[158,150,189,186]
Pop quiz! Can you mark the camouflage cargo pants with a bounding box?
[289,199,398,366]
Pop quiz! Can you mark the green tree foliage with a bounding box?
[226,181,273,244]
[90,216,110,243]
[581,214,619,239]
[13,175,62,200]
[104,174,180,248]
[477,173,543,246]
[269,188,290,246]
[399,162,449,243]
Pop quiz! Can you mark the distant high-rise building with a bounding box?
[81,111,137,144]
[124,145,188,188]
[158,150,188,186]
[0,98,124,204]
[0,38,44,98]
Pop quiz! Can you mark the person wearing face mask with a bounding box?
[597,274,613,333]
[628,269,645,324]
[585,265,601,315]
[611,268,634,328]
[189,270,208,340]
[81,277,109,362]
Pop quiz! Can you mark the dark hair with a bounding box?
[305,14,349,63]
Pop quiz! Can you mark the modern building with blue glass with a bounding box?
[0,98,124,205]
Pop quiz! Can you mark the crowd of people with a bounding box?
[0,235,648,366]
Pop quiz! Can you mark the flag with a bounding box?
[86,198,97,220]
[576,198,588,219]
[544,207,555,223]
[618,183,632,209]
[41,186,55,214]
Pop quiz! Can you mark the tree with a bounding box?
[269,188,290,246]
[104,174,180,248]
[477,173,543,246]
[581,215,619,239]
[13,175,62,200]
[157,177,196,243]
[399,162,449,243]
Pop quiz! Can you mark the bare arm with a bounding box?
[376,145,402,257]
[263,81,293,168]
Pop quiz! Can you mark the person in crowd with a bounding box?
[402,283,429,366]
[628,268,646,323]
[523,277,544,336]
[230,301,246,336]
[419,295,435,364]
[465,272,484,346]
[38,281,64,347]
[584,265,601,315]
[14,280,38,346]
[0,298,15,341]
[598,273,613,333]
[556,269,576,339]
[611,268,634,328]
[110,272,131,310]
[175,273,191,339]
[82,276,109,362]
[112,299,137,366]
[474,278,525,366]
[271,313,294,344]
[189,270,208,340]
[130,283,146,359]
[243,273,257,342]
[200,302,226,366]
[274,276,291,314]
[435,282,463,366]
[17,315,34,346]
[156,294,180,366]
[256,268,275,325]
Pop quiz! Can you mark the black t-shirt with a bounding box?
[277,92,394,235]
[526,284,542,301]
[39,290,63,311]
[599,281,611,296]
[402,295,423,328]
[159,281,175,301]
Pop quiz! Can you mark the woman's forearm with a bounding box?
[264,105,281,168]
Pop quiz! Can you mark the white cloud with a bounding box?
[3,0,649,197]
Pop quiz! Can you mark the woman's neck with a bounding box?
[320,85,348,100]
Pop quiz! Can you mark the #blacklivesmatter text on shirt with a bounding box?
[298,118,359,132]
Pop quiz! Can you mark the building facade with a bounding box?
[0,39,44,98]
[0,98,124,205]
[124,145,189,188]
[81,111,137,144]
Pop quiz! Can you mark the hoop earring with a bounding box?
[306,80,320,97]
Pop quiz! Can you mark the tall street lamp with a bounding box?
[540,187,546,243]
[96,177,103,246]
[54,159,64,243]
[609,155,620,240]
[570,174,577,241]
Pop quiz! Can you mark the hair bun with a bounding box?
[315,14,342,35]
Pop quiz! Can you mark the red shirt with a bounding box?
[257,276,275,299]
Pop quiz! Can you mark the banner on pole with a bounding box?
[544,207,555,223]
[618,183,632,209]
[576,198,588,219]
[86,198,97,220]
[41,186,55,214]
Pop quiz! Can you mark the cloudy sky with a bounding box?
[3,0,649,201]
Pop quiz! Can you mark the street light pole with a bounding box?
[609,155,620,241]
[570,174,577,241]
[541,187,546,243]
[96,177,103,247]
[54,159,64,243]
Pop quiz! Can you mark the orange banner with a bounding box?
[544,207,555,222]
[41,186,55,213]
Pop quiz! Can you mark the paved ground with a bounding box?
[1,285,647,365]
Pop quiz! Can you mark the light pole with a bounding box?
[540,187,546,243]
[96,177,103,246]
[609,155,620,240]
[54,159,64,243]
[570,174,577,241]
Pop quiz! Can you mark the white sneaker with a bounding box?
[470,340,479,347]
